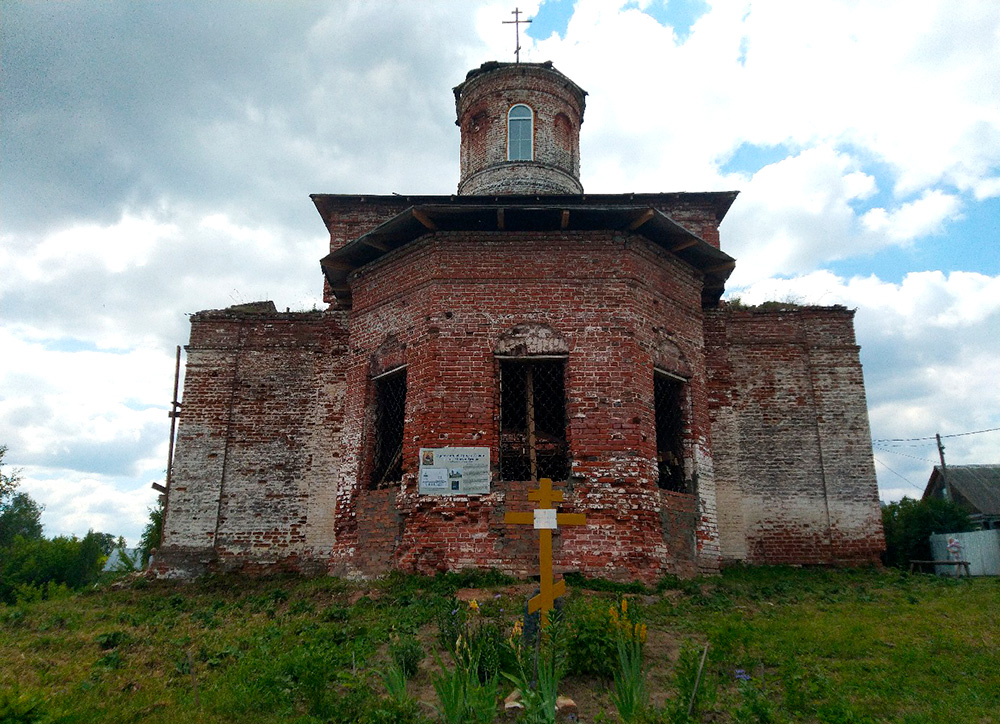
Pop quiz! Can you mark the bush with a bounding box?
[0,531,107,604]
[389,634,424,679]
[881,496,975,568]
[565,596,617,679]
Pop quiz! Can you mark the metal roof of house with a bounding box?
[925,465,1000,516]
[318,201,736,308]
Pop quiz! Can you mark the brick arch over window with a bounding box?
[370,334,406,377]
[650,333,691,379]
[495,322,569,357]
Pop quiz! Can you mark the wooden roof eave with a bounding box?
[319,204,736,306]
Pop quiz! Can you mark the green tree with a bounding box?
[139,498,164,567]
[90,531,119,557]
[0,444,22,503]
[0,492,44,549]
[0,445,44,549]
[881,496,975,568]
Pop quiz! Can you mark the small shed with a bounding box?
[923,464,1000,530]
[930,530,1000,576]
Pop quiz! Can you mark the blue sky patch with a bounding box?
[525,0,573,41]
[719,141,795,176]
[829,195,1000,283]
[527,0,711,43]
[627,0,710,42]
[41,337,130,354]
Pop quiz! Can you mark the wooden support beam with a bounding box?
[412,209,438,230]
[627,209,655,230]
[359,237,388,252]
[670,238,699,252]
[560,209,570,229]
[497,208,505,230]
[704,260,736,273]
[322,259,357,272]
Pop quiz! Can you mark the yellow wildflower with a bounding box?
[469,598,480,613]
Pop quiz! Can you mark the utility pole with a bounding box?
[935,432,951,501]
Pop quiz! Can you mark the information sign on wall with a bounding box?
[418,447,491,496]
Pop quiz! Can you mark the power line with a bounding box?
[871,446,937,465]
[872,456,923,491]
[942,426,1000,439]
[873,440,937,448]
[872,426,1000,444]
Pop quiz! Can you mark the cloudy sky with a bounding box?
[3,0,998,545]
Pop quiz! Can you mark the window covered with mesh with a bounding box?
[370,369,406,488]
[499,359,568,481]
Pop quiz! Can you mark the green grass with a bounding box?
[1,566,997,723]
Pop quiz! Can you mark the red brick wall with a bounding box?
[329,230,718,583]
[705,306,885,566]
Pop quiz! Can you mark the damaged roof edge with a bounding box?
[310,191,740,230]
[319,202,736,308]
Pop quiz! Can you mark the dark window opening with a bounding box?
[500,359,568,481]
[655,371,687,492]
[370,369,406,488]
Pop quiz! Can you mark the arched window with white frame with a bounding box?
[507,104,533,161]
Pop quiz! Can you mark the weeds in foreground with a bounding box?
[502,612,568,724]
[565,595,618,678]
[610,597,649,723]
[381,662,409,703]
[432,643,499,724]
[390,632,424,678]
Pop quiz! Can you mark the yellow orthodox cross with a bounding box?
[504,477,586,627]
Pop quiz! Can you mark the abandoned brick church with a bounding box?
[155,61,885,583]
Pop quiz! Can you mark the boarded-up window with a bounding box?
[655,370,687,492]
[370,368,406,488]
[499,359,568,481]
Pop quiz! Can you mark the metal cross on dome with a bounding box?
[504,477,586,627]
[503,7,532,64]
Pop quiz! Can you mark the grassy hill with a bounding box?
[1,566,997,723]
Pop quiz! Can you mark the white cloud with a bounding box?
[862,190,962,242]
[721,147,877,283]
[9,213,179,280]
[20,468,160,545]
